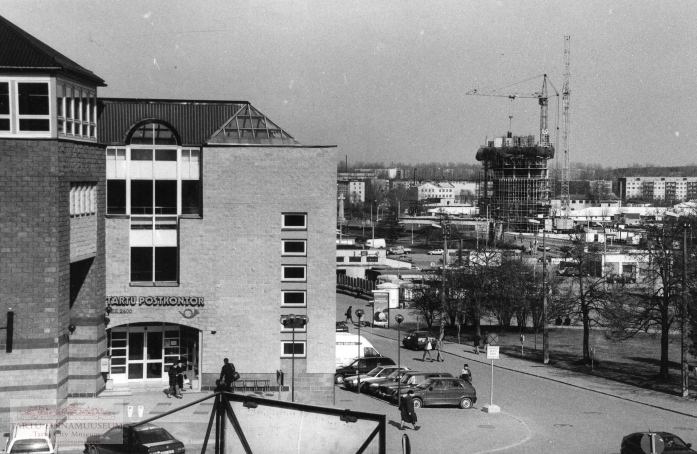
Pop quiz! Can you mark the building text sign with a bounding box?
[106,296,205,307]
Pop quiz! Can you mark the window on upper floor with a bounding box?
[0,82,9,131]
[70,182,97,217]
[56,82,97,140]
[282,213,307,230]
[282,240,306,256]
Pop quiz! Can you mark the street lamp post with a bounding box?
[355,309,364,393]
[395,314,404,406]
[280,314,309,403]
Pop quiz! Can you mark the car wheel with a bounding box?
[335,374,345,384]
[412,398,423,408]
[87,445,100,454]
[460,398,473,409]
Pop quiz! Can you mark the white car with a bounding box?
[428,249,444,255]
[2,424,58,454]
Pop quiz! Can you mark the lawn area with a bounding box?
[449,325,697,397]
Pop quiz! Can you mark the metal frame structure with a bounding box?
[126,391,387,454]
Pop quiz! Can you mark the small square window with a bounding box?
[282,240,306,256]
[281,341,306,358]
[282,291,306,307]
[282,213,307,230]
[282,266,306,282]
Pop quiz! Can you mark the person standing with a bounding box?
[473,333,481,355]
[421,339,433,362]
[219,357,237,391]
[174,360,184,398]
[460,363,472,383]
[399,391,418,430]
[167,360,178,398]
[345,305,354,324]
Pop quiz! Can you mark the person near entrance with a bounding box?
[176,359,185,396]
[219,358,237,391]
[167,360,182,398]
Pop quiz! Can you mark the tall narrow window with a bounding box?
[107,180,126,214]
[131,247,153,282]
[131,180,153,214]
[1,82,11,131]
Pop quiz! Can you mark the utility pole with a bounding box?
[542,229,549,364]
[439,218,450,343]
[681,223,689,398]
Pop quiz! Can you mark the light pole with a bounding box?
[280,314,308,403]
[355,309,364,393]
[395,314,404,406]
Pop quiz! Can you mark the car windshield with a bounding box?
[386,369,403,379]
[134,427,173,444]
[663,434,688,450]
[366,367,382,376]
[9,439,50,453]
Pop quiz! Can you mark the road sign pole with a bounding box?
[490,359,494,407]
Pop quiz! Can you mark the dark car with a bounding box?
[84,423,185,454]
[405,377,477,409]
[621,432,696,454]
[335,356,395,384]
[377,371,452,401]
[402,331,437,350]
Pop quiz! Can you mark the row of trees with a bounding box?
[410,216,697,379]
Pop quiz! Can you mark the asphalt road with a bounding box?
[338,293,697,453]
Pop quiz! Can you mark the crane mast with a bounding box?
[561,35,571,217]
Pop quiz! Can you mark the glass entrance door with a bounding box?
[127,327,163,381]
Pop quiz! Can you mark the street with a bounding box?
[337,293,697,453]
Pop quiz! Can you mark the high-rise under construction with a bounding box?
[476,132,554,231]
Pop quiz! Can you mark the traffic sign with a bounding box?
[486,345,500,360]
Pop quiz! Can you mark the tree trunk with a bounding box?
[582,307,590,362]
[659,302,670,379]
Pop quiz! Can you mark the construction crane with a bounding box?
[560,35,572,217]
[466,74,558,148]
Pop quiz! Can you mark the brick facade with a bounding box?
[106,146,337,403]
[0,138,105,421]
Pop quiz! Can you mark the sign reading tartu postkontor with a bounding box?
[106,296,205,307]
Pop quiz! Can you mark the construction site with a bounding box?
[472,37,572,233]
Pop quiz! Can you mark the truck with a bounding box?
[366,238,386,249]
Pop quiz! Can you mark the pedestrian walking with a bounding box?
[483,331,489,353]
[219,357,237,391]
[399,391,418,430]
[434,337,444,362]
[167,360,178,398]
[345,305,354,324]
[421,339,433,362]
[473,333,481,355]
[460,363,472,383]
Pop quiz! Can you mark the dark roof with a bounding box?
[0,14,105,86]
[98,98,299,146]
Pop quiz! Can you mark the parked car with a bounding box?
[335,356,395,384]
[343,365,409,392]
[428,249,444,255]
[402,331,437,350]
[377,371,452,402]
[335,321,348,332]
[404,377,477,409]
[3,424,58,454]
[621,432,696,454]
[364,368,411,396]
[84,423,185,454]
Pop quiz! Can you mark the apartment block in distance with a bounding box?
[618,176,697,202]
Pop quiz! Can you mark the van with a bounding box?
[366,238,386,249]
[335,332,380,368]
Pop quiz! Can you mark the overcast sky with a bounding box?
[2,0,695,168]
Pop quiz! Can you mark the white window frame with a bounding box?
[282,240,306,256]
[56,80,97,141]
[282,213,307,230]
[280,321,307,333]
[281,290,306,307]
[282,265,306,282]
[280,341,306,358]
[0,81,11,132]
[0,77,52,138]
